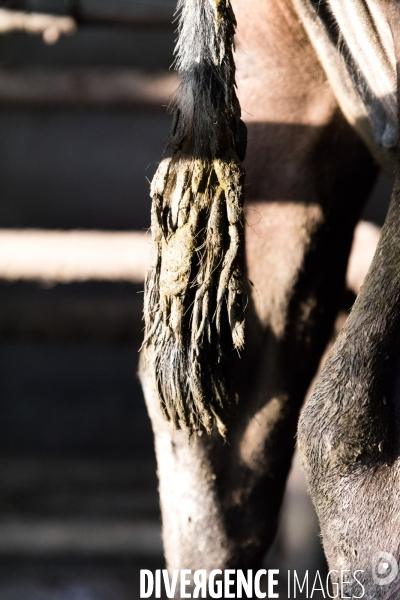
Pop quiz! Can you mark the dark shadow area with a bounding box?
[0,108,171,230]
[0,339,152,457]
[362,169,393,225]
[0,28,175,70]
[245,121,393,226]
[0,281,145,342]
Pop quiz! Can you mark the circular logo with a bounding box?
[372,552,399,586]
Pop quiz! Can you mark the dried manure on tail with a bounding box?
[141,0,247,437]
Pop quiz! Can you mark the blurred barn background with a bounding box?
[0,1,393,598]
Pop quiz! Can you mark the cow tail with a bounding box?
[142,0,247,438]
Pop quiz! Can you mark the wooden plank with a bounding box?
[0,519,162,556]
[0,223,379,289]
[0,223,379,343]
[0,8,76,43]
[1,3,175,29]
[0,230,151,283]
[0,68,178,109]
[0,458,162,556]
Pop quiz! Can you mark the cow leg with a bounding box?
[297,5,400,599]
[140,0,378,575]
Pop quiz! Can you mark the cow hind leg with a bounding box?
[298,168,400,598]
[298,4,400,599]
[140,0,378,580]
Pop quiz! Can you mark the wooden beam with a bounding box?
[0,68,178,109]
[0,222,380,288]
[0,230,151,283]
[0,4,175,31]
[0,222,380,342]
[0,8,76,43]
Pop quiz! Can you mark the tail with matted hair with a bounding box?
[141,0,247,438]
